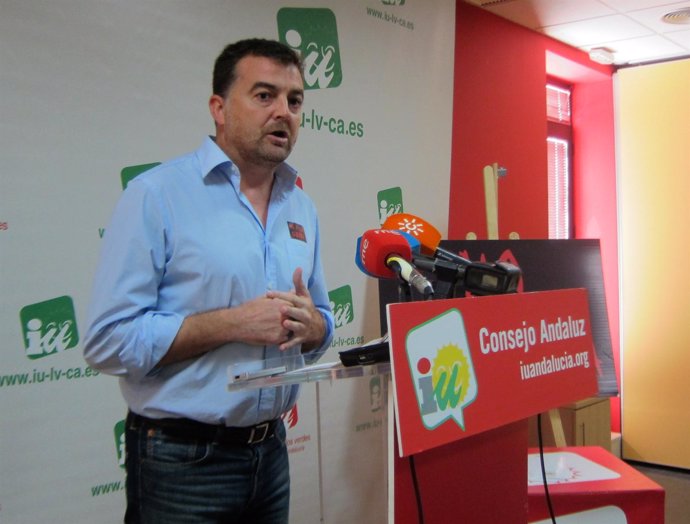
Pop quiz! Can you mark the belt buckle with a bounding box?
[248,422,271,444]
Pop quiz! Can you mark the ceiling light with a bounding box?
[662,8,690,25]
[588,47,615,65]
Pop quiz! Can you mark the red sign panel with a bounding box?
[387,289,597,457]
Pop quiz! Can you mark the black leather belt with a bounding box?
[127,411,279,446]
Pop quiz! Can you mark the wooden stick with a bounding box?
[548,409,567,447]
[483,164,499,239]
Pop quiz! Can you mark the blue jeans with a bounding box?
[124,416,290,524]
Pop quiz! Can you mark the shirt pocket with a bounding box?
[285,239,313,278]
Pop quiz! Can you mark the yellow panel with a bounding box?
[618,59,690,468]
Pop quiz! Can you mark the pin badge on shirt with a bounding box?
[288,222,307,242]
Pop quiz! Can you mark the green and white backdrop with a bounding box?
[0,1,455,522]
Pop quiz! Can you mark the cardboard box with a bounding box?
[529,397,611,449]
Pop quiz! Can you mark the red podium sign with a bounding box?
[386,289,598,457]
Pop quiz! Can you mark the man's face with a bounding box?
[211,55,304,170]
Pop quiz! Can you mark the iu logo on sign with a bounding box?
[277,8,343,90]
[405,309,478,431]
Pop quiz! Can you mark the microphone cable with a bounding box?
[537,413,558,523]
[409,455,425,524]
[399,259,434,524]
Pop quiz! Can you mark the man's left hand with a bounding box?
[266,268,326,351]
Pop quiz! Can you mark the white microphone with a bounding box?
[385,255,434,298]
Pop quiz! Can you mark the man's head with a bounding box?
[213,38,303,99]
[209,39,305,174]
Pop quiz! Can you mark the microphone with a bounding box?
[387,255,434,298]
[397,229,422,255]
[382,213,471,266]
[354,235,376,277]
[356,229,434,297]
[383,213,522,296]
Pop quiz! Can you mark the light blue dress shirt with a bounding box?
[84,136,334,426]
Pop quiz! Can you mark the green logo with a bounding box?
[120,162,160,189]
[377,187,403,225]
[369,376,385,413]
[277,8,343,90]
[20,296,79,360]
[114,420,126,468]
[406,309,478,431]
[328,285,354,329]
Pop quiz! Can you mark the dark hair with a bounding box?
[212,38,303,97]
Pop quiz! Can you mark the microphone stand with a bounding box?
[397,280,412,303]
[413,257,465,300]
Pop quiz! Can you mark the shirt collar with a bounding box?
[198,136,298,190]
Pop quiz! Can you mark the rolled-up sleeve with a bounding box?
[83,179,182,379]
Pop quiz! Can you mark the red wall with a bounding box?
[450,1,621,430]
[450,3,548,240]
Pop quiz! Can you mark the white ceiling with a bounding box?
[465,0,690,66]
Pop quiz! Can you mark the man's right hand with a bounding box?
[159,295,295,366]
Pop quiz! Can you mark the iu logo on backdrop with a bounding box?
[277,8,343,90]
[328,284,354,329]
[19,295,79,360]
[377,187,403,226]
[405,309,478,431]
[113,420,126,468]
[120,162,160,190]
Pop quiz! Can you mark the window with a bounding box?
[546,83,572,239]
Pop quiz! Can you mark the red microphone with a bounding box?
[357,229,433,297]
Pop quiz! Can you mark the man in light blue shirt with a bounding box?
[84,38,334,524]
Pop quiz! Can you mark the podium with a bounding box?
[385,288,598,523]
[229,289,598,523]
